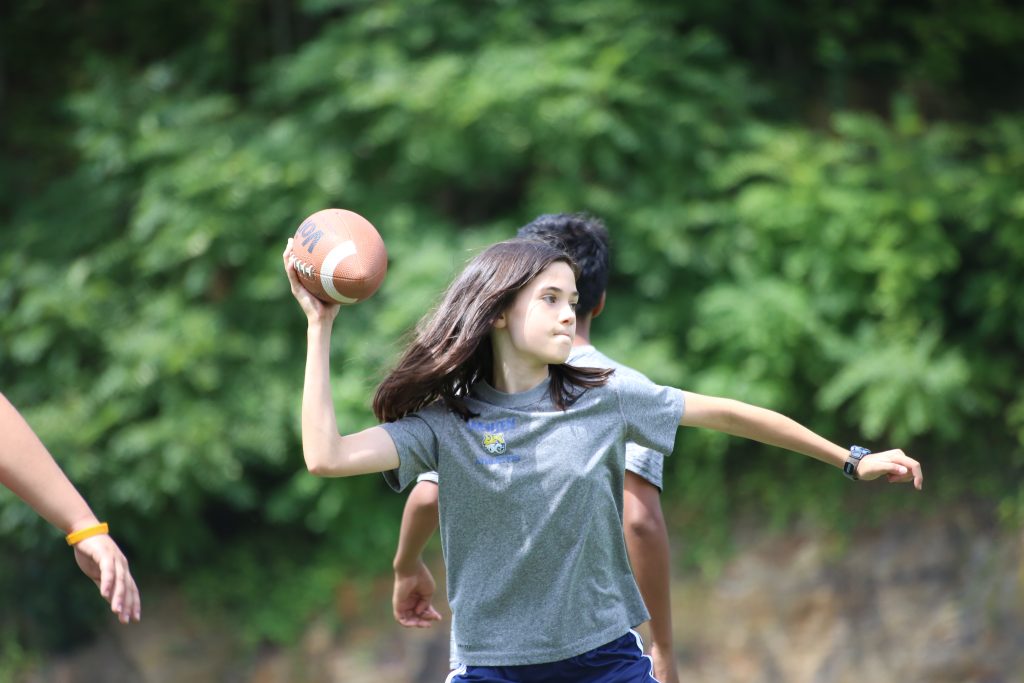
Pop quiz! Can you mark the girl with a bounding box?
[283,238,922,683]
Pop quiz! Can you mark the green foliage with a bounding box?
[683,0,1024,118]
[625,107,1024,562]
[1,0,1022,653]
[0,624,36,683]
[185,528,395,646]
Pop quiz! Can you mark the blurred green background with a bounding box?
[2,0,1023,674]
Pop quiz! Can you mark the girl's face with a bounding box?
[493,261,578,365]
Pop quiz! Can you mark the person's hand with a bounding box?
[648,642,680,683]
[393,559,443,628]
[282,239,340,324]
[73,534,141,624]
[856,449,924,490]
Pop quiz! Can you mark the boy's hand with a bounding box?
[282,239,340,324]
[856,449,924,490]
[393,560,443,628]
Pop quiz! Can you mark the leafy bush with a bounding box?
[2,0,1022,652]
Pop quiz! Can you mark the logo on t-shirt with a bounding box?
[482,432,507,455]
[467,418,520,464]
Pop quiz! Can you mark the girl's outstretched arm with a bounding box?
[680,392,923,489]
[283,240,399,477]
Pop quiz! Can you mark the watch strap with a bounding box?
[843,445,871,481]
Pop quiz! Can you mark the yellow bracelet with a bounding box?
[65,522,109,546]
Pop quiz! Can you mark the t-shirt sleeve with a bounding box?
[380,412,440,492]
[612,374,685,456]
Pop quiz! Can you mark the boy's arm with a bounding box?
[681,392,923,489]
[394,480,440,573]
[392,480,443,627]
[0,393,141,623]
[285,241,399,477]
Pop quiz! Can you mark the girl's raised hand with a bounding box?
[856,449,924,490]
[282,239,340,324]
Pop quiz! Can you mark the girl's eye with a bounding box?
[542,294,556,303]
[570,302,578,311]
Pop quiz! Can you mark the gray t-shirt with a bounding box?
[415,346,666,490]
[381,371,685,666]
[572,345,667,490]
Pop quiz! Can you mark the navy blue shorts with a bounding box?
[445,630,659,683]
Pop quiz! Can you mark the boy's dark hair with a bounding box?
[516,213,610,318]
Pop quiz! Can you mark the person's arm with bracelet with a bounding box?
[0,392,141,623]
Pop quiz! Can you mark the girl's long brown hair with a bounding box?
[373,239,613,422]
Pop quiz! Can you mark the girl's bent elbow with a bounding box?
[303,453,333,477]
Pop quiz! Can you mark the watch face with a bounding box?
[843,461,858,479]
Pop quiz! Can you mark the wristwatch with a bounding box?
[844,445,871,480]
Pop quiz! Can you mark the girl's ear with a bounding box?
[492,311,507,329]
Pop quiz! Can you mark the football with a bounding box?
[289,208,388,305]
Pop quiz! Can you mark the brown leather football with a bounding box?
[289,208,388,305]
